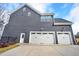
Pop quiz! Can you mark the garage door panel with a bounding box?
[40,34,53,43]
[30,34,41,43]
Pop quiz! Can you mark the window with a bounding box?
[64,33,69,34]
[31,33,35,34]
[22,35,25,38]
[58,33,62,34]
[37,33,41,34]
[23,7,26,12]
[41,16,52,22]
[28,12,31,16]
[43,33,47,34]
[49,33,53,34]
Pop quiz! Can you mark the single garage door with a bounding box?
[57,32,72,44]
[29,31,55,44]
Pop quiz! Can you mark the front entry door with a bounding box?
[20,33,25,43]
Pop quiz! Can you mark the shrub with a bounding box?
[77,42,79,45]
[0,42,9,48]
[0,36,17,48]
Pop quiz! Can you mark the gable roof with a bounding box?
[9,4,54,16]
[9,4,41,16]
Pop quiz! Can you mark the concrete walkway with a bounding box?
[0,44,79,56]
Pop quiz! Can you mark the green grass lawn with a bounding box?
[0,44,19,53]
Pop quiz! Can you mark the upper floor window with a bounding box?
[28,12,31,16]
[41,16,52,22]
[23,7,26,12]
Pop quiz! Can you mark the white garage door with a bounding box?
[57,32,71,44]
[29,31,55,44]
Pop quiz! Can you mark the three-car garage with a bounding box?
[29,31,72,44]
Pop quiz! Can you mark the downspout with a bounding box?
[52,14,58,44]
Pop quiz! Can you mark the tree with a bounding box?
[0,3,23,39]
[0,6,10,40]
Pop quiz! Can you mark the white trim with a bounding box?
[57,31,73,44]
[54,23,72,25]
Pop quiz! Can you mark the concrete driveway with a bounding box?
[0,44,79,56]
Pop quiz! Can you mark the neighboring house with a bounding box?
[1,4,75,45]
[75,32,79,44]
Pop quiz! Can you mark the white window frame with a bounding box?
[41,16,52,22]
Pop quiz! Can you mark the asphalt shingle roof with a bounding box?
[54,18,72,23]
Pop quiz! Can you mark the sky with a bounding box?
[0,3,79,35]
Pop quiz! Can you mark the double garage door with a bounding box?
[29,31,55,44]
[29,31,72,44]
